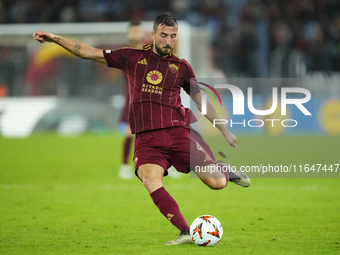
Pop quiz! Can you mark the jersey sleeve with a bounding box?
[181,62,201,96]
[103,48,133,70]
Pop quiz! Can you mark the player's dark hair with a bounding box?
[153,12,178,32]
[129,20,141,27]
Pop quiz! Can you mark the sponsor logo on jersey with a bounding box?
[146,70,163,85]
[138,58,148,65]
[169,63,178,73]
[141,84,163,95]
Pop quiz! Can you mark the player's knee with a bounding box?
[137,164,164,193]
[209,178,226,190]
[142,177,163,194]
[142,177,154,189]
[138,169,152,186]
[138,169,162,193]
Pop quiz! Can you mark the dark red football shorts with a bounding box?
[133,126,216,176]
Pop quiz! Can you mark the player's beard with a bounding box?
[155,42,172,57]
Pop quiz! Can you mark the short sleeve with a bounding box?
[103,48,132,70]
[181,62,201,96]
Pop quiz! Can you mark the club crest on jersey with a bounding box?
[169,64,178,73]
[146,70,163,85]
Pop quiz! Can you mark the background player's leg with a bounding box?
[137,164,190,232]
[167,166,182,179]
[122,126,134,164]
[118,125,134,179]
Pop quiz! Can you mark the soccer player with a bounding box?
[118,21,144,180]
[33,12,250,245]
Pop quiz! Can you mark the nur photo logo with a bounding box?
[197,82,312,128]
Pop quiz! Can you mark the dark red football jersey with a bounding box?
[103,44,200,134]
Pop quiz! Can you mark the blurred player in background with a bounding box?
[33,12,250,245]
[118,21,144,179]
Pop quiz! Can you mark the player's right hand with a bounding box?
[33,31,54,43]
[224,131,238,149]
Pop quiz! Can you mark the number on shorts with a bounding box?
[196,141,204,152]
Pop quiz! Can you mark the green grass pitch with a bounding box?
[0,133,339,255]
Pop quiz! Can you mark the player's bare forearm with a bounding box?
[32,31,107,64]
[197,96,229,136]
[191,92,237,148]
[191,92,226,133]
[52,35,83,57]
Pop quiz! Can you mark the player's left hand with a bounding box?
[224,131,237,149]
[33,30,54,43]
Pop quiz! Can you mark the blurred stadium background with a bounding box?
[0,0,339,137]
[1,2,340,254]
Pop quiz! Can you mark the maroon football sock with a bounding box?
[150,187,190,231]
[122,137,133,164]
[217,163,230,185]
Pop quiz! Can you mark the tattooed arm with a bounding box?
[32,31,107,64]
